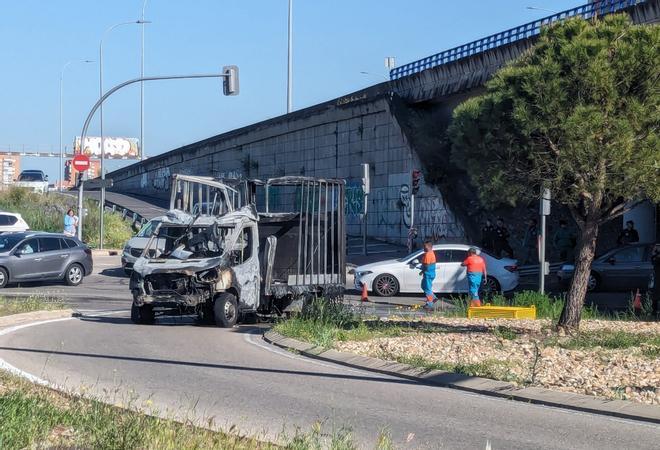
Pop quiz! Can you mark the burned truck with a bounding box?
[129,176,346,326]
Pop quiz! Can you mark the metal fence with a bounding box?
[389,0,646,80]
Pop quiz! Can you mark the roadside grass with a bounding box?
[385,353,520,383]
[0,370,387,450]
[0,296,66,317]
[550,330,660,357]
[0,187,133,248]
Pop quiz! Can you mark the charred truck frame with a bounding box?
[130,175,346,326]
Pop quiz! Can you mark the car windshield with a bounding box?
[18,172,44,182]
[0,235,23,252]
[397,250,423,262]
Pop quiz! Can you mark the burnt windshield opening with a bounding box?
[144,222,232,260]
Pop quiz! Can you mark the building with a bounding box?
[0,155,20,187]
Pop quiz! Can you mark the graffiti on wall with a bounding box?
[416,197,461,241]
[152,167,171,191]
[345,183,364,216]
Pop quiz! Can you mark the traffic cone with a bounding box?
[633,289,642,313]
[470,299,482,308]
[361,282,369,302]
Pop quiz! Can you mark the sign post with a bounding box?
[362,163,370,256]
[539,187,551,294]
[72,154,91,241]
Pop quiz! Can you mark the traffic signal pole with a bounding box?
[75,69,238,244]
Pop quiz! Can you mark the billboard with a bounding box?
[74,136,140,159]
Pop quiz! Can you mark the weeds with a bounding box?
[492,326,517,340]
[387,353,519,383]
[553,330,660,354]
[0,296,66,317]
[0,187,133,248]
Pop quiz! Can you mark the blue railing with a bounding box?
[390,0,646,80]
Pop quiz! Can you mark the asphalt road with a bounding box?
[2,312,659,450]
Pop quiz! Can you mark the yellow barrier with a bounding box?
[467,305,536,319]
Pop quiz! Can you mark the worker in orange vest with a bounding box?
[462,247,487,307]
[420,240,437,309]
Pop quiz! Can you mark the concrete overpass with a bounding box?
[105,0,658,254]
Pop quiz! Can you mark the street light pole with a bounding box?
[287,0,293,113]
[76,71,237,241]
[141,0,149,160]
[99,20,148,249]
[525,6,559,14]
[60,60,93,192]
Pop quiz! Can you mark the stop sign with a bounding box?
[72,154,91,172]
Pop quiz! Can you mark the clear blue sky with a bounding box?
[0,0,583,182]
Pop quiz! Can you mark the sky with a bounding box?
[0,0,584,182]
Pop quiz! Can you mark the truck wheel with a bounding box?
[214,293,238,328]
[131,303,155,324]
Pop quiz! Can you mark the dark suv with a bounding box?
[0,232,93,288]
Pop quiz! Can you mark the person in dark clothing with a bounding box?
[652,244,660,317]
[522,218,538,265]
[617,220,640,245]
[481,219,496,253]
[494,218,514,258]
[552,219,576,261]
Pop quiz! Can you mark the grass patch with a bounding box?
[552,330,660,355]
[0,187,133,248]
[0,371,387,449]
[388,354,519,382]
[0,296,66,317]
[444,290,604,321]
[492,326,518,340]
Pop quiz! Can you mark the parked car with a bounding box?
[354,244,519,297]
[0,211,29,233]
[14,170,49,194]
[0,232,93,288]
[121,216,181,275]
[557,243,654,292]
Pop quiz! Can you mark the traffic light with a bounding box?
[412,170,422,195]
[222,65,239,96]
[64,161,71,181]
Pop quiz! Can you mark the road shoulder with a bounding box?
[0,309,73,329]
[263,329,660,424]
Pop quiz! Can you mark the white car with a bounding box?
[354,244,519,297]
[14,170,49,194]
[121,217,164,274]
[0,212,29,234]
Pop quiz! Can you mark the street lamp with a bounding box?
[359,71,389,81]
[98,19,150,249]
[287,0,293,113]
[60,59,94,191]
[525,6,559,14]
[141,0,149,160]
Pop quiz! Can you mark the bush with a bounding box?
[0,188,133,249]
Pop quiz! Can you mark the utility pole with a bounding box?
[287,0,293,113]
[539,187,551,294]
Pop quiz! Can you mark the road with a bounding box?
[1,257,659,448]
[2,312,659,449]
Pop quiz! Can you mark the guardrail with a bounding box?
[389,0,646,80]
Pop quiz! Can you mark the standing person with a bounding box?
[63,209,77,237]
[552,219,575,261]
[419,240,437,309]
[481,219,496,253]
[462,247,487,307]
[494,218,513,258]
[522,218,538,265]
[651,244,659,318]
[617,220,640,245]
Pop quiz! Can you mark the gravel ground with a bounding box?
[336,317,660,405]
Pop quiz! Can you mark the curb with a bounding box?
[0,309,74,329]
[263,330,660,425]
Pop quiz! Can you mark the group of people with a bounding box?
[481,216,642,265]
[419,240,486,310]
[63,208,79,237]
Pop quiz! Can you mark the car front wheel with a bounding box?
[0,267,8,288]
[373,274,400,297]
[214,293,238,328]
[587,273,599,292]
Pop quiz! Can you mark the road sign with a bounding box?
[72,154,91,172]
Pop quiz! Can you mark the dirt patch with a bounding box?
[336,317,660,405]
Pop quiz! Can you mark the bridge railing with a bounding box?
[390,0,646,80]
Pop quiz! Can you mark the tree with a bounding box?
[448,15,659,329]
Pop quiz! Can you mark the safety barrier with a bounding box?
[390,0,646,80]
